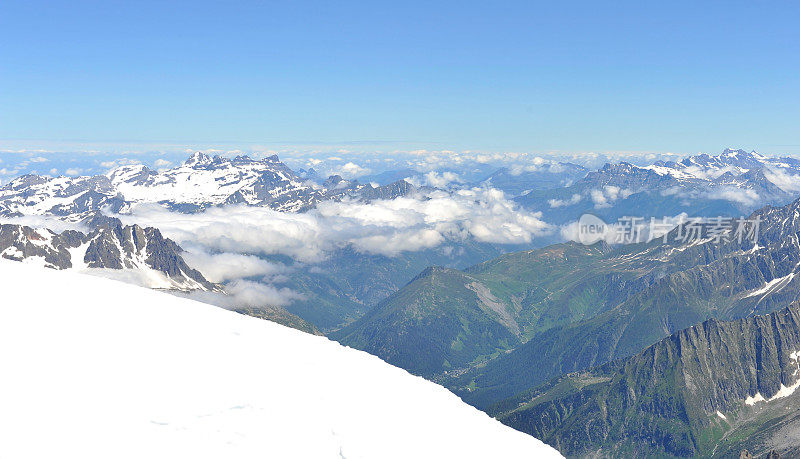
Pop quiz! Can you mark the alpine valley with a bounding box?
[6,148,800,457]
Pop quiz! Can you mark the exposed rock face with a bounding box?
[0,224,80,269]
[493,303,800,457]
[583,161,681,190]
[234,307,322,336]
[355,180,417,201]
[0,218,216,292]
[443,195,800,412]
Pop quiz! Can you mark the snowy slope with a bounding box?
[642,148,800,188]
[0,260,560,459]
[107,153,314,209]
[0,153,418,217]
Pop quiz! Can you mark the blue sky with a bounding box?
[1,1,798,155]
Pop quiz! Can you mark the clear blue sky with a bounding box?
[1,1,798,154]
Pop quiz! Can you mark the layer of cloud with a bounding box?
[180,251,287,283]
[764,167,800,194]
[548,193,582,208]
[590,186,632,208]
[117,188,552,261]
[661,185,764,207]
[703,187,761,206]
[173,282,305,310]
[0,215,90,233]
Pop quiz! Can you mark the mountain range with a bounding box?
[492,302,800,457]
[4,148,800,456]
[0,152,419,217]
[335,194,800,407]
[0,212,324,332]
[516,149,800,224]
[0,213,217,291]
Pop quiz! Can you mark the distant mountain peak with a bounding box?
[184,151,213,167]
[722,147,747,157]
[0,151,421,217]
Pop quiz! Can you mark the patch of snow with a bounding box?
[769,380,800,401]
[0,261,560,459]
[744,350,800,406]
[641,164,696,180]
[20,255,49,267]
[745,393,765,406]
[67,242,90,270]
[744,272,796,298]
[1,246,23,259]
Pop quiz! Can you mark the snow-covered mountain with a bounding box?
[0,173,127,217]
[516,148,800,223]
[0,153,419,217]
[108,152,316,212]
[0,214,216,291]
[642,148,800,183]
[0,260,560,459]
[581,148,799,193]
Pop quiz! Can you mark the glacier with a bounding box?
[0,260,559,459]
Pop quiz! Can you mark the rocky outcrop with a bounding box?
[0,224,80,269]
[0,220,217,292]
[494,303,800,457]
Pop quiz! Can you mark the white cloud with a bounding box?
[181,251,287,283]
[590,186,632,208]
[420,171,461,188]
[336,162,370,179]
[764,167,800,194]
[100,158,140,170]
[223,279,304,307]
[704,187,761,206]
[548,193,582,208]
[508,157,568,176]
[117,188,552,261]
[662,184,766,207]
[0,214,90,233]
[121,204,327,262]
[682,164,742,180]
[176,281,305,309]
[64,168,82,176]
[153,158,172,169]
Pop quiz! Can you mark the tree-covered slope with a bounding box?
[333,242,649,377]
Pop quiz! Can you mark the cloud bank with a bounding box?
[118,188,552,262]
